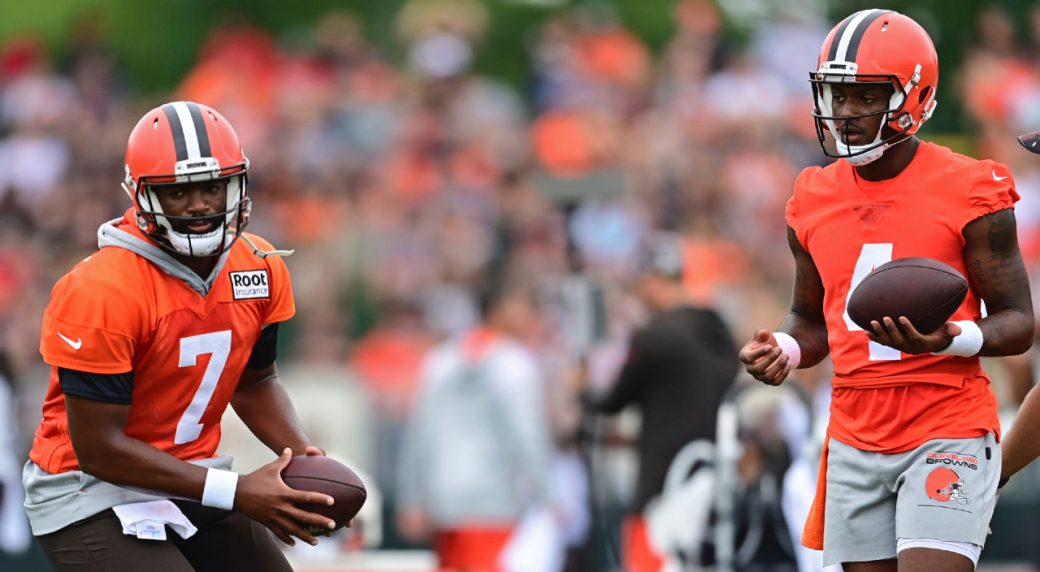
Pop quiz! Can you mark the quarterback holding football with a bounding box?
[25,102,335,572]
[739,10,1033,571]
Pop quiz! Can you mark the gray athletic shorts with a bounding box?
[822,434,999,567]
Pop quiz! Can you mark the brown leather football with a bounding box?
[847,257,968,335]
[281,455,367,529]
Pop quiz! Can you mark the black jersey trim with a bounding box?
[59,368,134,405]
[246,322,280,370]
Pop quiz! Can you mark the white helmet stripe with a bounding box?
[834,9,881,62]
[171,101,203,160]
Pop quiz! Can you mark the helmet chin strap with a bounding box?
[166,225,225,257]
[147,205,232,257]
[827,113,888,166]
[834,130,914,167]
[837,139,888,166]
[237,232,295,259]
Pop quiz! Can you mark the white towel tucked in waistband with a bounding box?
[112,500,198,541]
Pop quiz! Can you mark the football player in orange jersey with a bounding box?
[738,10,1033,572]
[24,102,338,572]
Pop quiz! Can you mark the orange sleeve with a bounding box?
[785,195,798,229]
[786,166,819,246]
[960,161,1019,231]
[39,271,145,374]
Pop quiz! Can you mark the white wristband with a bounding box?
[772,332,802,369]
[201,468,238,510]
[933,320,984,357]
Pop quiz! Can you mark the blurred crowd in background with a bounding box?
[7,0,1040,568]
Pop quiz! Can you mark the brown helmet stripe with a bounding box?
[844,10,889,63]
[161,103,188,161]
[162,102,212,161]
[828,9,889,63]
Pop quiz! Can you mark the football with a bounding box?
[281,455,367,530]
[847,257,968,334]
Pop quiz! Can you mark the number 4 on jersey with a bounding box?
[843,244,901,361]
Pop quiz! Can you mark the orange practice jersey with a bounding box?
[31,212,295,473]
[786,141,1017,452]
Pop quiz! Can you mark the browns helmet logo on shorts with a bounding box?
[925,467,970,505]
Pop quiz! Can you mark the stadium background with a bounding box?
[3,0,1040,570]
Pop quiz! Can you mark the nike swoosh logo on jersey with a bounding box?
[57,332,82,350]
[992,170,1008,181]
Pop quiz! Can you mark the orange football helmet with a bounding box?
[122,101,250,257]
[811,10,938,165]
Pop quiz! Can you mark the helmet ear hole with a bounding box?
[918,85,932,104]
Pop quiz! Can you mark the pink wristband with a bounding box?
[772,332,802,369]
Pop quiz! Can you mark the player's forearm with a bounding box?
[978,309,1035,357]
[77,434,209,500]
[1001,384,1040,479]
[777,311,830,368]
[231,376,314,455]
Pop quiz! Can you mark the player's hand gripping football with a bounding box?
[739,329,791,386]
[865,317,961,355]
[234,447,337,546]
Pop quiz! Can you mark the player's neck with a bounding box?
[173,253,218,280]
[854,137,920,182]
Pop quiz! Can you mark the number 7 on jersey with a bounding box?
[175,330,232,445]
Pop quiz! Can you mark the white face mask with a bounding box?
[817,82,900,166]
[133,174,249,257]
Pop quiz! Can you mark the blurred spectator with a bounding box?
[64,13,127,122]
[177,20,280,158]
[0,350,30,555]
[749,5,827,105]
[350,298,432,492]
[583,232,738,571]
[395,0,489,47]
[961,4,1040,153]
[396,281,555,571]
[0,37,73,216]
